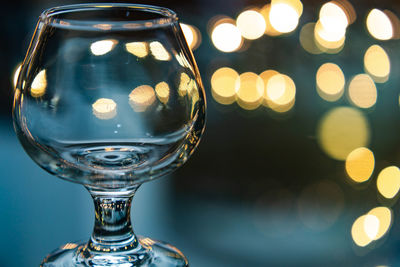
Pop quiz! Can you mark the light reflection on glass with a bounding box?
[211,21,243,52]
[345,147,374,183]
[317,107,370,161]
[211,67,240,105]
[236,10,266,40]
[180,23,201,50]
[149,41,171,61]
[93,24,112,30]
[125,42,148,58]
[129,85,156,112]
[60,243,78,250]
[348,74,377,109]
[90,39,118,56]
[13,63,22,89]
[364,45,390,83]
[155,82,170,104]
[92,98,117,120]
[377,166,400,199]
[31,69,47,98]
[367,9,393,40]
[236,72,264,110]
[316,63,345,102]
[179,72,195,97]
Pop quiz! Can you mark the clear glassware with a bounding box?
[12,3,206,266]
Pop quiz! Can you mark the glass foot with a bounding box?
[40,236,188,267]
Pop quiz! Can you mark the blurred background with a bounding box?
[2,0,400,266]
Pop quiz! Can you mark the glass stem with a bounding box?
[86,186,140,253]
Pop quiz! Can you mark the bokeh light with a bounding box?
[125,42,148,58]
[236,72,264,110]
[211,67,240,105]
[345,147,375,183]
[265,73,296,113]
[236,10,266,40]
[319,2,349,35]
[351,215,372,247]
[260,5,282,36]
[155,82,170,104]
[260,69,280,106]
[364,214,380,240]
[269,3,299,33]
[30,69,47,98]
[299,23,323,54]
[368,207,392,240]
[316,63,345,102]
[180,23,201,50]
[351,206,393,247]
[129,85,156,112]
[364,45,390,83]
[367,9,393,40]
[317,107,370,161]
[348,74,377,109]
[297,180,344,231]
[377,166,400,199]
[90,39,117,56]
[211,22,242,52]
[314,21,345,53]
[92,98,117,120]
[149,41,171,61]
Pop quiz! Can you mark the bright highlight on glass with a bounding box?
[125,42,148,58]
[90,39,117,56]
[367,9,393,40]
[149,41,171,61]
[317,107,370,160]
[13,63,22,88]
[236,10,266,40]
[180,23,201,50]
[348,74,377,109]
[31,69,47,97]
[129,85,156,112]
[364,45,390,83]
[155,82,170,104]
[345,147,375,183]
[377,166,400,199]
[236,72,264,110]
[211,67,240,105]
[316,63,345,102]
[351,207,392,247]
[92,98,117,120]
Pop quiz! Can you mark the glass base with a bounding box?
[40,236,188,267]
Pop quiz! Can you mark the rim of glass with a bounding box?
[40,3,178,30]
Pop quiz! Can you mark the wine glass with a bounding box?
[12,3,206,266]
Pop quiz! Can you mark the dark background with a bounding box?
[2,0,400,266]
